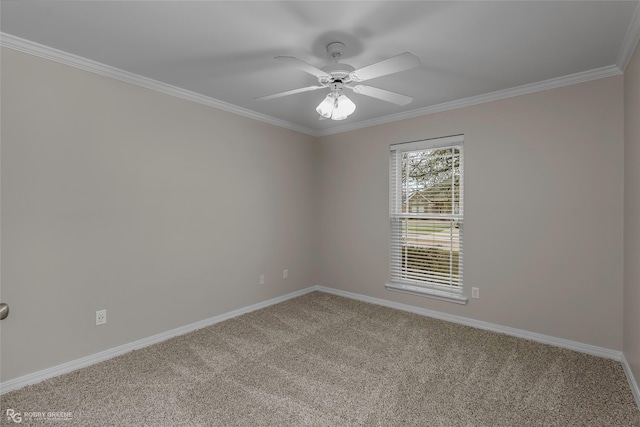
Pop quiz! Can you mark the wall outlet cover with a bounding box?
[96,309,107,325]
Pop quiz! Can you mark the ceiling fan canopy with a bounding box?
[256,42,421,120]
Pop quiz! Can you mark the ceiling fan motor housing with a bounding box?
[318,42,356,85]
[320,63,355,84]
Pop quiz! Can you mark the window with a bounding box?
[386,135,466,304]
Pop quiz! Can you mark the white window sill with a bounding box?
[385,282,468,305]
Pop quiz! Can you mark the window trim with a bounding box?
[386,135,467,304]
[384,282,468,304]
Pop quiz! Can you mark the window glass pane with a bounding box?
[390,137,463,293]
[401,148,461,216]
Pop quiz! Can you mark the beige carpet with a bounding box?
[1,291,639,426]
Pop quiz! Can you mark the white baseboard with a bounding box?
[314,285,640,410]
[3,284,636,411]
[622,353,640,409]
[313,285,623,361]
[0,287,316,395]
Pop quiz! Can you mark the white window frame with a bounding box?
[386,135,467,304]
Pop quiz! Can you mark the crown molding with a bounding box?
[0,32,318,137]
[0,32,626,139]
[616,1,640,72]
[316,64,623,137]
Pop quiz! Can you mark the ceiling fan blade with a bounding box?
[274,56,329,79]
[255,85,326,101]
[347,85,413,106]
[350,52,421,82]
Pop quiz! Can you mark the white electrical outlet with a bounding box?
[283,269,289,279]
[472,287,479,299]
[96,309,107,326]
[259,275,265,285]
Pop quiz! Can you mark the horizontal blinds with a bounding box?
[389,137,464,290]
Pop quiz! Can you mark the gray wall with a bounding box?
[0,48,318,382]
[624,42,640,389]
[0,45,632,385]
[315,76,625,350]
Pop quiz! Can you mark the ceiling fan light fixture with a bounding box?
[316,92,356,121]
[316,95,334,118]
[331,94,356,120]
[262,44,420,122]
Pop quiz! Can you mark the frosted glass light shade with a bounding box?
[331,94,356,120]
[316,95,334,118]
[316,93,356,120]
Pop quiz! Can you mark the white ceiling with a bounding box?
[1,1,639,136]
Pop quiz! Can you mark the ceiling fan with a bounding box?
[256,42,421,121]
